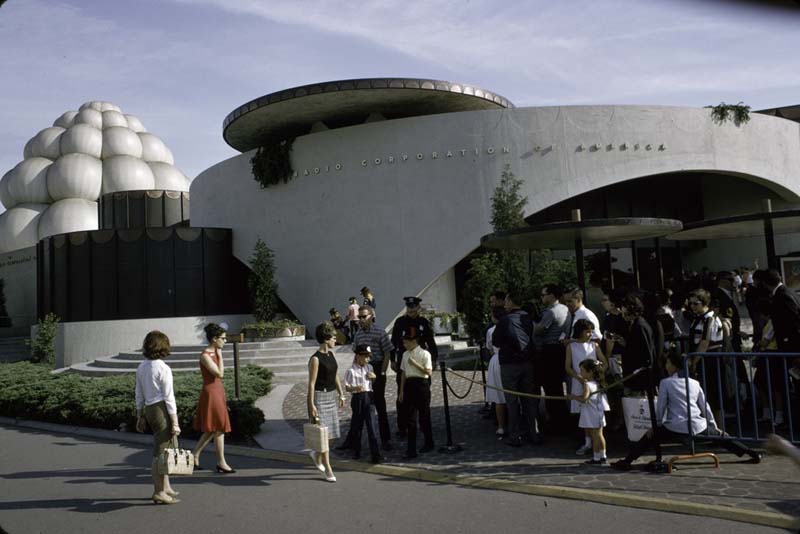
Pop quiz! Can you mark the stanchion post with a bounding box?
[233,332,242,400]
[479,349,489,410]
[438,361,463,454]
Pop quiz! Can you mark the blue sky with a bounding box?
[1,0,798,186]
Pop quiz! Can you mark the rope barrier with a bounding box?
[444,365,646,401]
[444,356,481,399]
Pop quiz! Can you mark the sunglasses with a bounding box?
[358,315,370,319]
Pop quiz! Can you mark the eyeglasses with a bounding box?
[358,315,370,319]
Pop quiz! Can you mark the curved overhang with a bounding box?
[668,209,800,241]
[222,78,513,152]
[482,218,683,250]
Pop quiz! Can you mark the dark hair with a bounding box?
[579,358,605,386]
[756,297,773,317]
[361,286,371,294]
[491,290,507,301]
[666,351,685,371]
[505,289,523,307]
[566,288,584,302]
[572,318,594,338]
[143,330,170,360]
[542,284,563,298]
[752,269,768,285]
[490,305,506,321]
[204,323,226,342]
[358,304,374,318]
[315,321,337,343]
[689,288,710,307]
[329,307,337,315]
[764,269,782,287]
[621,294,644,316]
[349,296,358,303]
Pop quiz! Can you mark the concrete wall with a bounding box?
[0,246,36,337]
[191,105,800,328]
[54,313,254,368]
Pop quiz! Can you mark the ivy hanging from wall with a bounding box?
[250,138,295,188]
[706,101,751,126]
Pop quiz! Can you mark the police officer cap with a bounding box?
[354,344,372,355]
[402,326,420,340]
[404,296,422,307]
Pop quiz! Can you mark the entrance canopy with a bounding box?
[667,209,800,241]
[481,217,683,250]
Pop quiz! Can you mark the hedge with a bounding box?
[0,362,273,439]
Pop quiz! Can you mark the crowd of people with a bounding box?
[132,266,800,500]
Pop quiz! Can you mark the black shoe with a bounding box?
[371,456,383,464]
[584,458,608,466]
[610,460,632,471]
[401,453,418,461]
[418,445,435,454]
[335,442,352,451]
[216,465,236,474]
[747,452,764,464]
[382,442,393,451]
[506,436,524,448]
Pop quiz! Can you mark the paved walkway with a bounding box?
[273,365,800,521]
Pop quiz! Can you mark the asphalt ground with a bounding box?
[0,425,788,534]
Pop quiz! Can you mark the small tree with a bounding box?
[30,313,59,365]
[462,254,505,342]
[248,239,279,323]
[491,165,532,300]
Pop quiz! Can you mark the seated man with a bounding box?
[611,351,762,470]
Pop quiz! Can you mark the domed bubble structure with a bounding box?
[0,203,49,253]
[0,101,191,253]
[38,198,98,240]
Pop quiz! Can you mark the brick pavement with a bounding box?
[283,369,800,518]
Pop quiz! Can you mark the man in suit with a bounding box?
[764,269,800,352]
[712,271,741,351]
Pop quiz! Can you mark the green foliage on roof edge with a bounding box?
[250,138,295,188]
[706,102,750,126]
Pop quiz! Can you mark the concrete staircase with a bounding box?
[0,336,29,363]
[65,336,478,384]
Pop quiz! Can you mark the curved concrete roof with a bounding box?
[222,78,513,152]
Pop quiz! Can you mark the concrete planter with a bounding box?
[242,324,306,341]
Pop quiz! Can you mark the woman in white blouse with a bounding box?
[135,330,181,505]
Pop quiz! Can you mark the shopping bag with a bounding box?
[622,396,657,442]
[157,436,194,476]
[304,417,329,452]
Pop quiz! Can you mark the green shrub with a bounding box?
[30,313,59,365]
[227,399,266,439]
[0,362,273,439]
[248,238,279,323]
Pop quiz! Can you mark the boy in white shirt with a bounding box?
[398,327,434,460]
[344,345,381,463]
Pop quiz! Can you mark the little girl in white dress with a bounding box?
[571,358,610,465]
[565,319,607,455]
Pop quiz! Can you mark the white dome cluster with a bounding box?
[0,101,191,253]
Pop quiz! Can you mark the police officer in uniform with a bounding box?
[391,296,438,439]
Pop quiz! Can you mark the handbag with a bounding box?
[157,436,195,476]
[304,416,329,452]
[622,395,657,442]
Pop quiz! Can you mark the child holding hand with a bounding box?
[570,358,610,465]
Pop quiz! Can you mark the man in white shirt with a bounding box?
[563,289,602,342]
[611,351,762,470]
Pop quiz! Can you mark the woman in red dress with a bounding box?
[192,323,235,473]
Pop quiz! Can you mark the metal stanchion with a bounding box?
[233,332,242,400]
[438,361,463,454]
[479,347,489,411]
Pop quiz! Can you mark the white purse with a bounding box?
[158,436,195,476]
[304,417,329,452]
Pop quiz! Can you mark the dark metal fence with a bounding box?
[685,351,800,450]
